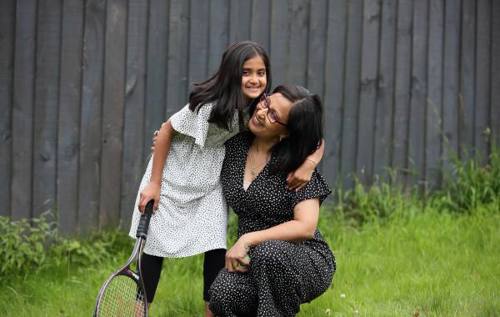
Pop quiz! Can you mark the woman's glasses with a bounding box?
[257,94,288,126]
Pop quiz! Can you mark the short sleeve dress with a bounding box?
[209,132,336,316]
[128,103,241,257]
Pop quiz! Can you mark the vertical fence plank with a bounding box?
[144,0,168,155]
[11,0,37,220]
[307,0,327,103]
[492,0,500,148]
[99,0,127,229]
[287,0,309,86]
[208,0,229,75]
[392,0,413,184]
[166,0,189,118]
[0,0,15,217]
[121,0,148,228]
[250,0,270,51]
[357,0,381,184]
[425,0,444,188]
[78,0,105,231]
[373,0,396,181]
[33,0,62,218]
[57,0,84,233]
[270,0,289,88]
[322,0,347,186]
[442,0,461,174]
[340,0,363,188]
[188,0,209,86]
[229,0,251,43]
[459,0,476,159]
[474,0,492,162]
[408,0,429,188]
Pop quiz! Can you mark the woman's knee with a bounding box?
[250,240,291,268]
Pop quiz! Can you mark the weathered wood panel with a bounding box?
[250,0,271,51]
[78,0,105,231]
[474,0,492,162]
[357,0,381,184]
[208,0,229,75]
[99,0,127,228]
[442,0,461,173]
[32,0,61,218]
[425,0,444,188]
[121,0,148,228]
[492,0,500,148]
[373,0,397,181]
[188,0,210,86]
[0,0,15,217]
[408,0,429,188]
[287,0,309,86]
[270,0,289,88]
[166,0,190,118]
[459,0,476,159]
[340,0,363,188]
[229,0,251,44]
[11,0,37,220]
[322,0,347,186]
[392,0,413,183]
[144,0,168,155]
[57,0,84,233]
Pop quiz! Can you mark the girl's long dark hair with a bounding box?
[189,41,271,130]
[269,85,324,175]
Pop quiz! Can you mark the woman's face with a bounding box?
[248,92,292,140]
[241,55,267,101]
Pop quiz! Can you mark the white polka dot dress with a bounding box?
[209,132,336,316]
[128,103,240,258]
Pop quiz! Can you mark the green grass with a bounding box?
[1,205,498,317]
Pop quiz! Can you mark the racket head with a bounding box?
[94,269,147,317]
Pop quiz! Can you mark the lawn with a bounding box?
[1,205,498,316]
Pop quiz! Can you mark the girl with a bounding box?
[129,41,324,316]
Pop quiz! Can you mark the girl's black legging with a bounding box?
[140,249,226,303]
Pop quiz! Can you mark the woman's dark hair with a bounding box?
[189,41,272,130]
[269,85,324,175]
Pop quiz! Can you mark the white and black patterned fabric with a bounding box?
[128,103,240,258]
[209,132,336,316]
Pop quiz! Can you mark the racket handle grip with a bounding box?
[136,200,154,239]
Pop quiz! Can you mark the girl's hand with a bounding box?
[225,236,251,273]
[138,182,160,212]
[287,159,316,191]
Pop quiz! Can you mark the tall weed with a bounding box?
[0,213,131,278]
[436,148,500,213]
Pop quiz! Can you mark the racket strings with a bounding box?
[97,275,146,317]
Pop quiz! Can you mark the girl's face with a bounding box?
[248,92,291,140]
[241,55,267,101]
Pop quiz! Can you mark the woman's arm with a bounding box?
[225,198,320,272]
[138,120,174,212]
[287,139,325,191]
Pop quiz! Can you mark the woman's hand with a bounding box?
[286,159,316,191]
[225,236,251,273]
[138,182,160,212]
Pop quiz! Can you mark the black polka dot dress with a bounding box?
[209,132,336,316]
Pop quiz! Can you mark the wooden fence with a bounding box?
[0,0,499,233]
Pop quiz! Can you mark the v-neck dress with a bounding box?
[209,132,336,317]
[128,103,240,257]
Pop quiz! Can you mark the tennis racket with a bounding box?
[94,200,154,317]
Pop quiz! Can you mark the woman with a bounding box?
[209,85,335,316]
